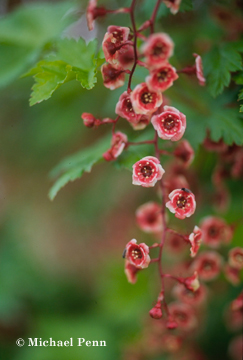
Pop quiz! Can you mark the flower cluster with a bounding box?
[82,1,241,358]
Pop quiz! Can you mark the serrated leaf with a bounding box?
[0,2,75,88]
[49,135,111,200]
[29,61,74,106]
[27,39,99,105]
[204,43,242,97]
[206,108,243,145]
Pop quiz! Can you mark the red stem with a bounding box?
[127,0,138,93]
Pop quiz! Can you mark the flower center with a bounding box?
[163,116,175,130]
[153,43,164,56]
[132,248,143,259]
[176,196,187,209]
[157,70,168,82]
[125,99,134,113]
[141,165,153,177]
[175,311,187,322]
[112,30,123,43]
[235,253,243,263]
[141,92,153,104]
[208,226,219,238]
[147,213,157,224]
[203,260,213,271]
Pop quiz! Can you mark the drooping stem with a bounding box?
[127,0,138,92]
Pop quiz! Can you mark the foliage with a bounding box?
[0,2,75,88]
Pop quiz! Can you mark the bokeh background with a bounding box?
[0,0,242,359]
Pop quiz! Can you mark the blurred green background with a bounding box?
[0,0,242,359]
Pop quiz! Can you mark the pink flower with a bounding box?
[151,106,186,141]
[149,302,163,319]
[193,53,206,86]
[132,156,165,188]
[101,63,125,90]
[173,283,207,306]
[136,202,163,233]
[168,302,197,331]
[102,26,133,68]
[81,112,100,127]
[166,188,196,219]
[142,33,174,69]
[146,63,178,92]
[86,0,106,31]
[124,239,150,269]
[174,140,194,167]
[115,91,142,124]
[192,251,223,281]
[163,0,182,14]
[131,83,163,115]
[103,132,127,161]
[200,216,233,248]
[166,315,178,330]
[228,247,243,270]
[124,260,139,284]
[224,264,240,285]
[183,271,200,292]
[114,45,134,70]
[188,226,202,257]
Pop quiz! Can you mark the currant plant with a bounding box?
[9,0,241,359]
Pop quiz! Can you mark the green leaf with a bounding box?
[204,43,242,97]
[27,39,99,105]
[29,61,74,106]
[49,135,111,200]
[206,108,243,145]
[0,2,75,88]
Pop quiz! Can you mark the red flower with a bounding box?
[132,156,165,188]
[102,26,133,68]
[151,106,186,141]
[101,63,125,90]
[86,0,107,31]
[200,216,233,248]
[136,202,163,233]
[166,188,196,219]
[149,302,163,319]
[188,226,202,258]
[124,239,150,269]
[163,0,182,14]
[174,140,194,167]
[81,112,101,127]
[166,314,178,330]
[191,251,223,281]
[193,53,206,86]
[103,131,127,161]
[168,302,197,331]
[183,271,200,292]
[124,260,139,284]
[146,63,178,92]
[115,91,142,124]
[131,83,163,115]
[115,45,134,70]
[228,247,243,270]
[142,33,174,69]
[173,283,207,306]
[224,264,240,285]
